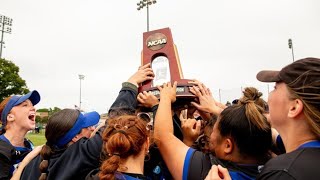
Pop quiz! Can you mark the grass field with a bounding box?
[26,131,46,146]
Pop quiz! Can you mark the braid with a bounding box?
[34,109,80,179]
[99,155,121,180]
[39,143,52,180]
[99,129,132,180]
[99,115,149,180]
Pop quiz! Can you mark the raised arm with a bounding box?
[109,63,154,116]
[154,82,189,180]
[189,80,225,117]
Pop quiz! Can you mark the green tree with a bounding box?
[40,116,49,124]
[36,107,61,122]
[37,108,49,112]
[36,107,61,125]
[36,115,42,123]
[47,107,61,116]
[51,107,61,114]
[0,58,29,102]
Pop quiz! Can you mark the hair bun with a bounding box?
[242,87,262,102]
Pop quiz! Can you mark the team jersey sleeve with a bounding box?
[183,148,212,180]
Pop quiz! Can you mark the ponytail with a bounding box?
[99,128,133,180]
[39,143,52,180]
[99,155,121,180]
[37,109,80,179]
[240,87,270,131]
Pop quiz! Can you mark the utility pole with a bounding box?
[0,15,13,59]
[78,74,85,111]
[137,0,157,32]
[219,88,222,103]
[288,39,295,62]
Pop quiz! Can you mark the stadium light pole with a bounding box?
[219,88,222,103]
[137,0,157,32]
[0,15,13,59]
[288,38,295,62]
[79,74,85,111]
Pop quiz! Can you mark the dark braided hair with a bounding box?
[38,109,80,180]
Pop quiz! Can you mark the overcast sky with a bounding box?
[1,0,320,114]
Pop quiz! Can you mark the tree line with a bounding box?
[0,58,29,101]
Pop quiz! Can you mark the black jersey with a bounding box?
[21,129,103,180]
[0,135,33,179]
[184,148,261,180]
[258,145,320,180]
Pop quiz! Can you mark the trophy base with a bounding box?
[138,79,196,109]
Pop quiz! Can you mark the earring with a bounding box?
[145,150,151,161]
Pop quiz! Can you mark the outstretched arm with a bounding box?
[109,63,154,116]
[154,82,189,180]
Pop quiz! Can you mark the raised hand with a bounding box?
[189,81,224,116]
[137,91,159,108]
[180,111,202,147]
[127,63,155,87]
[157,81,177,103]
[204,165,231,180]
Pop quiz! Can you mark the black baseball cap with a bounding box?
[256,57,320,109]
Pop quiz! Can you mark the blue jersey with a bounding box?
[115,172,147,180]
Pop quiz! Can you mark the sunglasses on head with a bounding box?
[137,112,152,122]
[137,112,153,131]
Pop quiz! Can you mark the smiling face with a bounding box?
[7,99,36,132]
